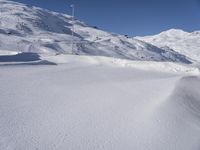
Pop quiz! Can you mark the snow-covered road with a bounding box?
[0,56,200,150]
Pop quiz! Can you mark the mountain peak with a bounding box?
[136,28,200,62]
[159,29,188,36]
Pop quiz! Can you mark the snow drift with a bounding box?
[0,55,200,150]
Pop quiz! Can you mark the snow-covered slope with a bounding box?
[40,55,199,75]
[136,29,200,62]
[0,55,200,150]
[0,0,191,63]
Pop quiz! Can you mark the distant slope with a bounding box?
[136,29,200,62]
[0,0,191,63]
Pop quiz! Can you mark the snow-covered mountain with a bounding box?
[136,29,200,62]
[0,0,191,63]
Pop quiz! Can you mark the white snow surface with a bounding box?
[42,54,199,75]
[136,29,200,62]
[0,0,191,63]
[0,0,200,149]
[0,50,19,55]
[0,55,200,150]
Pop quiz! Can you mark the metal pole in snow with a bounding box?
[70,4,75,54]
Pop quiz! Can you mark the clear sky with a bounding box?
[12,0,200,36]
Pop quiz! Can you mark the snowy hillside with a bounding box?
[0,0,192,63]
[136,29,200,62]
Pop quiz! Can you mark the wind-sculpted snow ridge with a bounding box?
[136,29,200,62]
[0,52,40,62]
[42,54,200,75]
[0,52,57,65]
[0,58,200,150]
[144,76,200,150]
[0,0,192,63]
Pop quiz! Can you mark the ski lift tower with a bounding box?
[70,4,75,54]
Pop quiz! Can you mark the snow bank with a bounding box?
[0,60,200,150]
[42,54,200,75]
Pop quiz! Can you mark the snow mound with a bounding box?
[142,76,200,150]
[0,52,40,62]
[42,54,199,75]
[0,52,56,65]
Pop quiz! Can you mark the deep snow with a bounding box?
[0,55,200,150]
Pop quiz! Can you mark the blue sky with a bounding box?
[13,0,200,36]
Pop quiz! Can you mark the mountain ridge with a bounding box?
[136,29,200,62]
[0,0,193,63]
